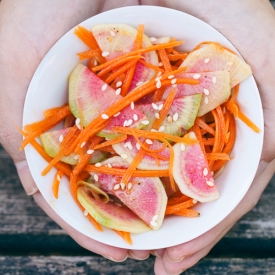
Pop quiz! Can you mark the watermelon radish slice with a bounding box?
[181,42,252,88]
[91,24,159,92]
[137,94,202,136]
[69,63,147,138]
[77,186,150,233]
[40,128,108,165]
[90,156,167,230]
[173,132,220,202]
[112,136,170,170]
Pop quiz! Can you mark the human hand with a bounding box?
[139,0,275,273]
[0,0,152,262]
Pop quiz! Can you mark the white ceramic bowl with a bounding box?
[23,6,264,250]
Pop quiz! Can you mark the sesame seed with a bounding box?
[94,59,98,66]
[151,129,157,132]
[116,81,122,87]
[59,134,64,143]
[155,112,160,119]
[203,88,210,95]
[133,114,138,121]
[152,215,158,221]
[136,81,144,87]
[107,163,112,168]
[115,88,121,95]
[74,154,80,160]
[168,75,175,79]
[150,220,158,227]
[145,139,153,145]
[158,104,163,111]
[155,76,162,82]
[130,102,135,110]
[94,174,99,181]
[203,168,208,176]
[180,144,185,151]
[124,141,133,150]
[152,103,159,110]
[172,84,177,88]
[150,37,157,42]
[80,142,86,148]
[102,51,110,57]
[123,120,128,127]
[159,62,163,66]
[192,199,198,204]
[114,112,121,117]
[95,162,102,167]
[84,209,89,216]
[101,83,108,91]
[115,203,122,207]
[158,126,165,132]
[127,182,133,190]
[110,30,116,37]
[57,174,61,181]
[127,119,133,126]
[204,58,210,63]
[101,113,109,119]
[173,112,179,122]
[75,118,81,129]
[113,184,120,190]
[136,142,141,150]
[87,149,94,155]
[171,78,177,84]
[227,61,233,66]
[212,76,217,84]
[121,153,128,159]
[204,97,209,104]
[120,182,126,190]
[157,71,162,77]
[156,80,162,89]
[142,120,150,125]
[211,171,214,176]
[167,115,173,122]
[206,180,215,187]
[193,73,201,79]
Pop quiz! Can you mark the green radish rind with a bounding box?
[40,128,108,165]
[137,94,202,136]
[173,132,220,203]
[77,186,151,233]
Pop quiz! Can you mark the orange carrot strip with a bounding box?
[110,74,126,90]
[113,230,133,245]
[95,145,117,154]
[165,199,197,215]
[77,49,106,64]
[43,106,67,119]
[138,59,164,72]
[91,41,183,72]
[216,106,226,150]
[196,117,216,136]
[238,109,261,133]
[97,56,144,78]
[93,135,127,150]
[206,153,231,160]
[167,53,188,61]
[52,170,63,199]
[172,208,200,217]
[167,194,190,206]
[120,24,145,96]
[192,119,207,159]
[202,138,215,146]
[158,48,172,72]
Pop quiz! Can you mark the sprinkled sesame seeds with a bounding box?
[156,80,162,89]
[101,83,107,91]
[124,141,133,150]
[193,73,201,79]
[167,115,173,122]
[152,103,159,110]
[155,76,162,82]
[95,162,102,167]
[151,129,157,132]
[113,184,120,190]
[150,37,157,42]
[130,102,135,110]
[110,30,116,37]
[155,112,160,119]
[102,51,110,57]
[87,149,94,155]
[206,180,214,187]
[80,142,86,148]
[192,199,198,204]
[171,78,177,84]
[115,88,121,95]
[123,120,128,127]
[212,76,217,84]
[107,163,112,168]
[127,119,133,126]
[94,174,99,181]
[180,144,185,151]
[168,75,175,79]
[157,71,162,77]
[74,154,80,160]
[158,104,163,111]
[84,209,89,216]
[203,168,208,176]
[142,120,150,125]
[101,113,109,119]
[172,84,177,88]
[204,58,210,63]
[136,142,141,150]
[203,88,210,95]
[59,134,64,143]
[116,81,122,87]
[121,153,128,159]
[57,174,61,181]
[150,220,158,227]
[173,112,179,122]
[204,97,209,104]
[114,112,121,117]
[127,182,133,190]
[120,183,126,190]
[152,215,158,221]
[145,139,153,145]
[158,126,165,132]
[94,59,98,66]
[75,118,81,129]
[133,114,138,121]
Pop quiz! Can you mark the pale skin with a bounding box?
[1,0,275,274]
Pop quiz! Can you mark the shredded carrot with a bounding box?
[206,153,231,161]
[110,74,126,90]
[138,59,164,72]
[77,49,106,64]
[167,194,190,206]
[158,48,172,72]
[195,117,216,136]
[52,170,63,199]
[172,208,200,217]
[93,134,127,150]
[167,53,188,62]
[43,105,67,119]
[113,230,133,245]
[165,199,197,215]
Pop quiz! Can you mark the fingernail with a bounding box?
[151,250,162,258]
[15,160,38,195]
[167,254,184,263]
[102,254,128,262]
[128,251,150,260]
[166,270,183,275]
